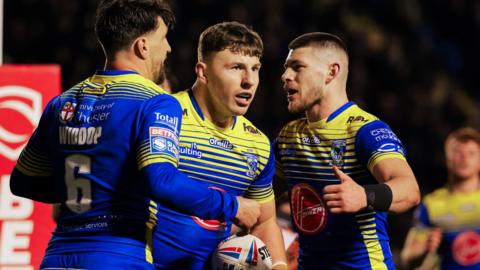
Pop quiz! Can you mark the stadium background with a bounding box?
[4,0,480,267]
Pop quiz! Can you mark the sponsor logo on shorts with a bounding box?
[290,183,327,234]
[452,231,480,266]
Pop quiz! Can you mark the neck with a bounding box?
[448,174,480,193]
[306,89,349,123]
[191,82,234,129]
[105,52,150,80]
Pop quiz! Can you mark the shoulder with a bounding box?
[172,90,190,108]
[344,104,379,131]
[423,187,449,205]
[278,118,307,135]
[107,75,169,101]
[146,93,181,110]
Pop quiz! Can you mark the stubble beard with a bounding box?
[288,98,314,114]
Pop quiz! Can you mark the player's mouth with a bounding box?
[286,88,299,101]
[235,92,253,107]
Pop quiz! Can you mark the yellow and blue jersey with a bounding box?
[415,187,480,269]
[11,71,238,268]
[153,90,275,269]
[274,101,406,270]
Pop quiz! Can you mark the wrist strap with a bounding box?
[363,184,392,211]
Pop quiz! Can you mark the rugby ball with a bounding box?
[211,234,273,270]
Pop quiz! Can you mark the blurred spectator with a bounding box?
[400,127,480,270]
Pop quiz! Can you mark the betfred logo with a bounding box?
[149,127,178,143]
[290,183,327,235]
[452,231,480,266]
[0,86,42,161]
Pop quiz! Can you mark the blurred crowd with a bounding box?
[4,0,480,267]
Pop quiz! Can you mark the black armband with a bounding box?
[363,184,393,211]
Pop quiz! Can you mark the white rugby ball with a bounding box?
[211,234,273,270]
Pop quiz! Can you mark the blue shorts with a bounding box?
[40,252,155,270]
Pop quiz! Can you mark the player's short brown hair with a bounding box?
[95,0,175,58]
[445,127,480,150]
[289,32,348,57]
[197,21,263,61]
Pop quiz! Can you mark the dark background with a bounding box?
[5,0,480,266]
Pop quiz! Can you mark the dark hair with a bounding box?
[445,127,480,149]
[289,32,348,56]
[197,21,263,60]
[95,0,175,58]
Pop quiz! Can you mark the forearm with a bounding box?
[251,216,287,269]
[400,228,430,269]
[385,176,420,213]
[371,158,420,213]
[142,162,238,221]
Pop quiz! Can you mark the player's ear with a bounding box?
[133,36,149,60]
[325,63,340,84]
[195,62,208,83]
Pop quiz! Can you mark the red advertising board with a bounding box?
[0,65,61,269]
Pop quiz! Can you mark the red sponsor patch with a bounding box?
[290,183,327,234]
[452,231,480,266]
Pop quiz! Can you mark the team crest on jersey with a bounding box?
[330,139,346,167]
[244,152,258,178]
[59,101,77,124]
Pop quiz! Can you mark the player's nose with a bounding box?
[281,68,293,83]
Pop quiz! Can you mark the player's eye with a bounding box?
[292,65,304,71]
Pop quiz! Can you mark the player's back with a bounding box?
[17,70,174,262]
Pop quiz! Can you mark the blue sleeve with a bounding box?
[245,144,275,202]
[355,120,406,167]
[10,97,61,203]
[137,95,238,221]
[136,95,182,168]
[142,162,237,221]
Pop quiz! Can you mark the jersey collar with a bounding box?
[95,70,139,76]
[327,101,355,122]
[188,89,237,131]
[308,101,355,128]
